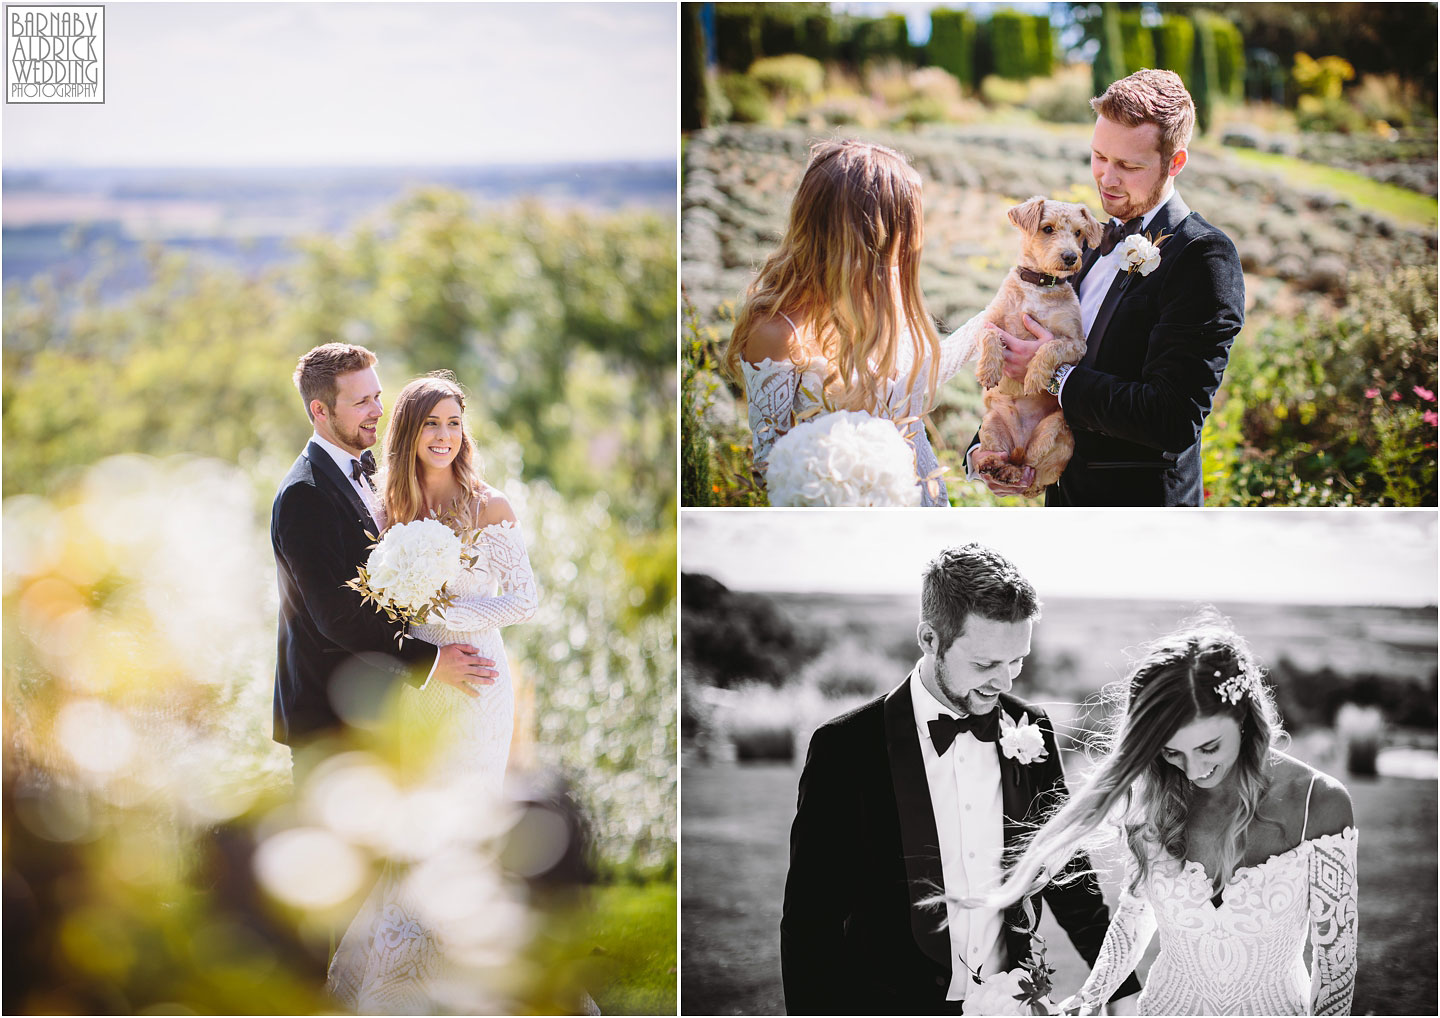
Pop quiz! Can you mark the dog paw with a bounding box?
[976,354,1004,390]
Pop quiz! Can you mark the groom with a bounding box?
[975,68,1245,506]
[780,544,1140,1014]
[271,343,495,752]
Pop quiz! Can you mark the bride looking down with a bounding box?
[982,612,1357,1016]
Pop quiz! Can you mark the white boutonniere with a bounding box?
[1118,231,1168,276]
[998,711,1049,764]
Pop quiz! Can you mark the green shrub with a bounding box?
[852,12,913,67]
[980,73,1030,108]
[1026,65,1097,124]
[1293,52,1357,101]
[1119,11,1156,74]
[1204,267,1439,505]
[1091,4,1126,99]
[1191,11,1219,135]
[990,9,1037,81]
[681,308,714,507]
[1296,94,1370,134]
[1153,14,1194,85]
[1210,14,1244,102]
[718,72,772,124]
[927,8,977,91]
[714,8,760,71]
[748,53,825,99]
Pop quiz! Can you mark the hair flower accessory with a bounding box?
[999,711,1049,764]
[1118,232,1166,276]
[1214,671,1258,705]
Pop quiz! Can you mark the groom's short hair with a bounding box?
[921,543,1040,651]
[1091,69,1195,163]
[293,343,378,421]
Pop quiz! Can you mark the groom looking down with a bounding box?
[975,69,1245,506]
[271,343,496,751]
[780,544,1140,1014]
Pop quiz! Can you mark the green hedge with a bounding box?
[1153,13,1195,86]
[927,8,977,90]
[991,9,1051,81]
[1119,11,1156,73]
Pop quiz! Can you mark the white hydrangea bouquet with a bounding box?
[764,410,921,507]
[347,518,473,645]
[962,932,1064,1016]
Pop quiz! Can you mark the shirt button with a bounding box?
[965,804,972,811]
[969,852,976,859]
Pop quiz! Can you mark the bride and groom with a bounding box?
[782,543,1359,1016]
[270,343,539,1012]
[726,69,1245,507]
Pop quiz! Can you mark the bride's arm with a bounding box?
[934,309,988,385]
[1072,853,1156,1016]
[416,496,539,637]
[1307,780,1358,1016]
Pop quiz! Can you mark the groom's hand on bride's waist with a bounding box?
[431,643,499,697]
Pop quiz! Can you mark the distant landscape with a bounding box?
[2,161,675,299]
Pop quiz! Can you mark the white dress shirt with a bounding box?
[910,668,1009,999]
[310,431,384,529]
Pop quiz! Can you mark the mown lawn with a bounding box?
[589,880,678,1016]
[682,759,1436,1015]
[1222,146,1438,228]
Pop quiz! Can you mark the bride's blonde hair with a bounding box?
[984,610,1285,914]
[723,139,942,414]
[380,372,486,530]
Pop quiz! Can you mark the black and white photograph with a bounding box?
[681,509,1436,1016]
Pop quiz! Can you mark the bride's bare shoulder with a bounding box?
[475,486,517,528]
[1272,752,1354,838]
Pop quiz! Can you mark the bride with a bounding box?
[723,139,985,506]
[327,371,539,1014]
[987,612,1358,1015]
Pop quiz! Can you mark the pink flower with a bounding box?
[1415,386,1436,403]
[1391,392,1403,402]
[1365,388,1380,399]
[1425,410,1438,427]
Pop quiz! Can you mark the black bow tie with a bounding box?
[1097,216,1144,256]
[928,710,1000,754]
[350,450,378,488]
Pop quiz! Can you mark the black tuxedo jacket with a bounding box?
[1049,192,1245,506]
[270,441,433,745]
[780,677,1139,1015]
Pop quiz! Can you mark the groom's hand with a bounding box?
[432,643,499,697]
[988,315,1053,379]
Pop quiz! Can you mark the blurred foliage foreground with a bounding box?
[2,192,677,1012]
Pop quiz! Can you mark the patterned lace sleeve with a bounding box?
[1309,827,1359,1016]
[740,358,801,476]
[1075,850,1156,1015]
[935,310,986,385]
[432,521,539,633]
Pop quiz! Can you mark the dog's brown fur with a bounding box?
[974,196,1103,499]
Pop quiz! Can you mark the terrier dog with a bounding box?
[973,196,1103,499]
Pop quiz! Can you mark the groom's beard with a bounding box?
[934,660,1003,717]
[1101,169,1169,223]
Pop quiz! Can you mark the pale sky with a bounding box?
[2,2,677,167]
[681,510,1439,606]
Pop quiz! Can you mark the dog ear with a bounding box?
[1080,206,1104,248]
[1007,196,1046,233]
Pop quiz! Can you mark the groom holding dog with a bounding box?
[975,69,1245,506]
[781,544,1140,1014]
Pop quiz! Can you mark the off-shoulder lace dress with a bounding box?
[1076,776,1358,1016]
[741,311,985,507]
[327,518,540,1015]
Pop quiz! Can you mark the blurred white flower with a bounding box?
[765,411,921,507]
[963,967,1053,1015]
[999,711,1048,765]
[254,827,368,910]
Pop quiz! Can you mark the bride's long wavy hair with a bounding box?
[986,610,1285,911]
[381,372,486,531]
[723,139,942,415]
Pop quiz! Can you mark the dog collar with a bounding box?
[1015,266,1076,289]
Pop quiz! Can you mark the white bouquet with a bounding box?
[961,931,1063,1016]
[347,518,467,643]
[764,410,921,507]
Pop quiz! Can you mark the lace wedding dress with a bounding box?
[327,519,540,1015]
[741,312,985,507]
[1076,779,1358,1016]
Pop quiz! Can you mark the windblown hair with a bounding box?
[723,139,942,415]
[920,543,1041,651]
[1091,68,1196,163]
[986,609,1284,911]
[293,343,378,421]
[380,372,486,530]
